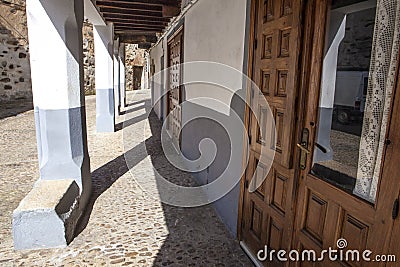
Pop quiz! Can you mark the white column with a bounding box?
[141,51,150,90]
[119,43,126,108]
[314,12,346,163]
[94,23,115,132]
[113,38,120,115]
[13,0,91,250]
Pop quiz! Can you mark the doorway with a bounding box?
[239,0,400,266]
[167,25,184,146]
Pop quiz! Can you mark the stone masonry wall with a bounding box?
[0,0,154,101]
[83,22,95,95]
[0,0,31,102]
[125,44,145,91]
[0,1,98,101]
[338,8,376,71]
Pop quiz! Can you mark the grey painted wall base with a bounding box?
[181,99,245,236]
[35,106,91,207]
[120,84,126,109]
[96,88,115,132]
[13,179,82,250]
[114,84,121,116]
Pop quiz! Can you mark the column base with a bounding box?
[13,179,82,250]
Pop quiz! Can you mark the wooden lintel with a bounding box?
[138,43,152,49]
[118,34,158,44]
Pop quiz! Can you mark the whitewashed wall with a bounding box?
[150,0,249,236]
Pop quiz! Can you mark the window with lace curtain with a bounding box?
[311,0,400,203]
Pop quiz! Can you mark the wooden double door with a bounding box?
[239,0,400,266]
[167,26,184,146]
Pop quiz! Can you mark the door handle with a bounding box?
[297,143,311,154]
[298,129,310,170]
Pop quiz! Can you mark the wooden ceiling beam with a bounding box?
[106,18,168,26]
[112,21,165,28]
[138,43,152,49]
[100,6,179,18]
[115,30,161,35]
[115,27,164,32]
[162,5,180,17]
[103,0,180,7]
[99,7,163,17]
[96,1,163,12]
[102,13,170,22]
[114,25,163,32]
[118,34,158,44]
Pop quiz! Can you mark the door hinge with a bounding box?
[392,198,399,220]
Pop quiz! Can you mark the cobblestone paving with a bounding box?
[0,90,252,266]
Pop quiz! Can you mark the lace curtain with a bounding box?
[354,0,400,202]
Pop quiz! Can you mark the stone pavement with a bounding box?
[0,90,252,266]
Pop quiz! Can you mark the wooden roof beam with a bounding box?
[102,13,170,22]
[118,34,158,44]
[114,25,163,32]
[112,21,166,28]
[104,0,180,7]
[99,7,163,17]
[138,43,152,49]
[96,1,162,12]
[99,6,180,17]
[106,18,168,26]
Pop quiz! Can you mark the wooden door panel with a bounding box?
[302,191,328,245]
[167,28,183,145]
[253,0,301,169]
[270,169,289,215]
[293,1,400,266]
[240,0,303,265]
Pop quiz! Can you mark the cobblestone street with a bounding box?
[0,90,252,266]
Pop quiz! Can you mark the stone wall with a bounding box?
[0,1,98,101]
[338,8,376,71]
[125,44,146,91]
[83,22,95,95]
[0,0,159,101]
[0,0,31,102]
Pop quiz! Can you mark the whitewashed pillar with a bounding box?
[13,0,91,250]
[94,23,115,132]
[119,43,126,108]
[113,38,120,115]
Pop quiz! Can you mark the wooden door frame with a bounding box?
[237,0,309,244]
[237,0,258,241]
[384,49,400,266]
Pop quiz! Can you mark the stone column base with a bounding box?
[13,179,82,250]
